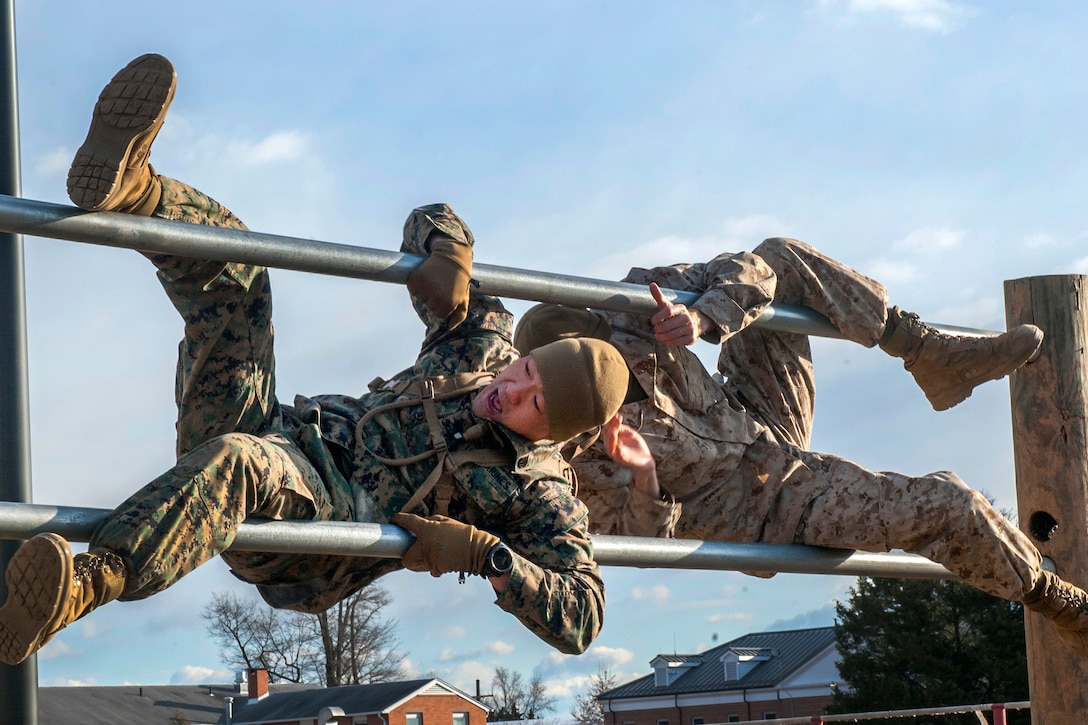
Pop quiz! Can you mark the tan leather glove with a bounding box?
[406,238,473,329]
[392,513,499,577]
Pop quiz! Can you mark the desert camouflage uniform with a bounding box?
[576,237,1042,601]
[89,177,604,654]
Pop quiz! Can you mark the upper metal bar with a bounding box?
[0,194,998,338]
[0,502,953,580]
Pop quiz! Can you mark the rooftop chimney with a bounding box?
[247,668,269,701]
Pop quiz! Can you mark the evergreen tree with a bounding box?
[829,577,1029,725]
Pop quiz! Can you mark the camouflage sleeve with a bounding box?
[400,203,518,370]
[489,477,605,654]
[621,252,776,344]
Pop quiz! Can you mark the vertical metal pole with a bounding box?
[0,1,35,722]
[992,703,1007,725]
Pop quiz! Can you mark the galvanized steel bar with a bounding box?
[0,502,954,580]
[0,194,998,338]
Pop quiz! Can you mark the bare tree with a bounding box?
[489,666,526,720]
[570,664,618,725]
[523,672,556,718]
[317,585,405,686]
[487,666,556,721]
[202,585,406,686]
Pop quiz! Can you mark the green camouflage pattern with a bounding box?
[573,237,1043,600]
[90,179,603,655]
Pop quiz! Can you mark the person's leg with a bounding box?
[739,237,1044,414]
[0,431,330,665]
[66,53,278,455]
[729,439,1088,656]
[715,238,890,448]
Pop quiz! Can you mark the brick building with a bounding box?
[37,671,489,725]
[597,627,846,724]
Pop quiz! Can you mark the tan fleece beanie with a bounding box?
[530,337,628,442]
[514,304,613,354]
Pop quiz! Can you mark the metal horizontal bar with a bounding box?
[0,194,997,339]
[0,502,953,580]
[816,700,1030,723]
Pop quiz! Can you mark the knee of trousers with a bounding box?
[752,237,816,267]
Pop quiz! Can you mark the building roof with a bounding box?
[38,677,485,725]
[600,626,837,699]
[38,682,319,725]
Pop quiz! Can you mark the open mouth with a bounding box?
[487,389,502,416]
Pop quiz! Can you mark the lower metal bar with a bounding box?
[0,501,953,580]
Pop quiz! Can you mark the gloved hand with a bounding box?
[406,238,473,329]
[392,513,500,577]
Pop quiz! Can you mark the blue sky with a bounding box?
[9,0,1088,715]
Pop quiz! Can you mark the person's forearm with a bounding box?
[631,462,660,499]
[494,557,605,654]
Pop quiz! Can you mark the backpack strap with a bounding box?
[354,371,504,516]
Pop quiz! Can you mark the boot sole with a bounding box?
[924,325,1044,411]
[66,54,176,211]
[0,534,74,665]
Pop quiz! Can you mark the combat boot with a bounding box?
[67,53,176,216]
[0,534,126,666]
[878,306,1043,411]
[1023,570,1088,657]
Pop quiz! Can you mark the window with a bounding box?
[692,718,704,725]
[726,717,740,723]
[657,719,669,725]
[453,713,468,725]
[762,714,776,721]
[406,713,423,725]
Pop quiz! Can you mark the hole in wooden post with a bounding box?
[1029,511,1059,542]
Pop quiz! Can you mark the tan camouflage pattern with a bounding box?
[90,178,603,654]
[574,237,1042,600]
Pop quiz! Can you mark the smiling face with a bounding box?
[472,355,551,441]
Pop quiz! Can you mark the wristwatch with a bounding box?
[482,542,514,578]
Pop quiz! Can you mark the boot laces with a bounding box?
[72,552,125,581]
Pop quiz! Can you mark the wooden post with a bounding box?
[1005,275,1088,724]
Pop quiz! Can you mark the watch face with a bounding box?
[490,545,514,573]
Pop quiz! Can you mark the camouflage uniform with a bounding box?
[576,237,1042,601]
[89,177,604,654]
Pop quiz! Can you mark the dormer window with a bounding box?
[650,656,700,687]
[720,648,773,681]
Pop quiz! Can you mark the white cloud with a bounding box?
[44,676,99,687]
[864,258,918,286]
[706,612,754,624]
[1069,255,1088,274]
[630,585,670,604]
[35,146,73,177]
[585,645,634,667]
[896,226,964,253]
[170,665,223,685]
[819,0,973,33]
[587,215,789,280]
[488,641,516,655]
[37,638,77,660]
[401,657,422,678]
[228,130,311,165]
[1023,232,1057,250]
